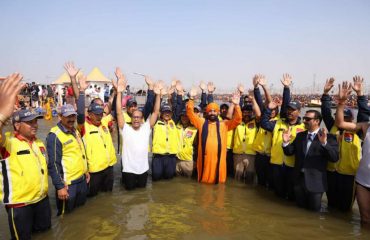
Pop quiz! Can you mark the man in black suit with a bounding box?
[282,110,339,211]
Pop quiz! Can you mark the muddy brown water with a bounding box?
[1,115,370,239]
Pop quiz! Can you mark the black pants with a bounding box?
[88,166,114,197]
[122,172,148,190]
[7,196,51,240]
[226,149,234,178]
[327,172,355,211]
[272,164,295,200]
[56,175,88,216]
[294,174,323,211]
[326,171,337,208]
[152,154,176,181]
[255,153,272,188]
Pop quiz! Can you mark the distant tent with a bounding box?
[53,71,84,85]
[86,67,110,83]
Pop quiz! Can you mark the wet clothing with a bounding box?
[152,154,177,181]
[6,196,51,240]
[122,172,148,190]
[186,100,242,184]
[1,133,51,239]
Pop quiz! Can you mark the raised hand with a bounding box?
[153,81,164,95]
[199,81,207,92]
[252,74,259,87]
[323,77,335,94]
[268,101,278,110]
[338,81,352,104]
[207,82,216,93]
[257,75,267,86]
[231,91,241,105]
[176,81,184,95]
[160,86,168,97]
[352,75,364,95]
[116,73,127,93]
[280,73,292,87]
[78,74,89,92]
[317,127,327,144]
[64,62,80,78]
[115,67,124,81]
[189,86,198,98]
[237,84,245,94]
[282,127,292,143]
[0,73,25,120]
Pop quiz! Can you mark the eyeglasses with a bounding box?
[303,117,317,121]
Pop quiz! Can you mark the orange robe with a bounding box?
[186,100,242,184]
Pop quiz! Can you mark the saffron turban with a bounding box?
[205,102,220,113]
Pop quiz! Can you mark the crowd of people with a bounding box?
[1,65,370,239]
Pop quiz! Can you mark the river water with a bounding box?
[1,114,370,239]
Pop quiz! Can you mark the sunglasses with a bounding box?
[303,116,317,121]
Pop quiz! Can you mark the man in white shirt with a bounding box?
[115,67,161,190]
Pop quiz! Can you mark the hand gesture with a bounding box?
[176,81,184,95]
[252,74,259,87]
[280,73,292,87]
[0,73,25,119]
[352,75,364,95]
[116,73,127,93]
[231,91,241,105]
[257,75,267,86]
[114,67,124,81]
[111,78,118,92]
[189,86,198,98]
[145,75,153,87]
[317,128,327,144]
[199,81,207,92]
[153,81,164,95]
[171,78,177,88]
[78,74,89,92]
[160,86,168,97]
[323,77,335,94]
[237,84,244,94]
[64,62,80,78]
[268,101,278,110]
[207,82,216,93]
[282,127,292,143]
[338,81,352,104]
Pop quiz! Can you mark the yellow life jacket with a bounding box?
[233,120,257,154]
[176,124,197,161]
[83,121,117,173]
[270,119,305,167]
[50,126,88,184]
[0,134,48,205]
[218,115,234,149]
[101,114,113,128]
[152,119,179,154]
[328,126,361,175]
[252,116,279,155]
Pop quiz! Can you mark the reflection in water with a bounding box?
[1,118,370,239]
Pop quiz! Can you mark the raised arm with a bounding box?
[258,75,272,106]
[280,73,292,119]
[199,81,207,109]
[352,75,370,122]
[142,75,155,120]
[225,91,242,130]
[186,86,203,129]
[149,82,162,128]
[207,82,216,104]
[249,89,261,119]
[321,78,335,130]
[64,62,81,99]
[335,81,366,132]
[0,73,25,145]
[115,67,127,130]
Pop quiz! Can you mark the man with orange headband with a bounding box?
[186,87,242,184]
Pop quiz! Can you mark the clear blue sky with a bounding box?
[1,0,369,92]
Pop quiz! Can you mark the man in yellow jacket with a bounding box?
[0,73,51,240]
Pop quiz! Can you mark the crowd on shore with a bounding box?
[1,64,370,239]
